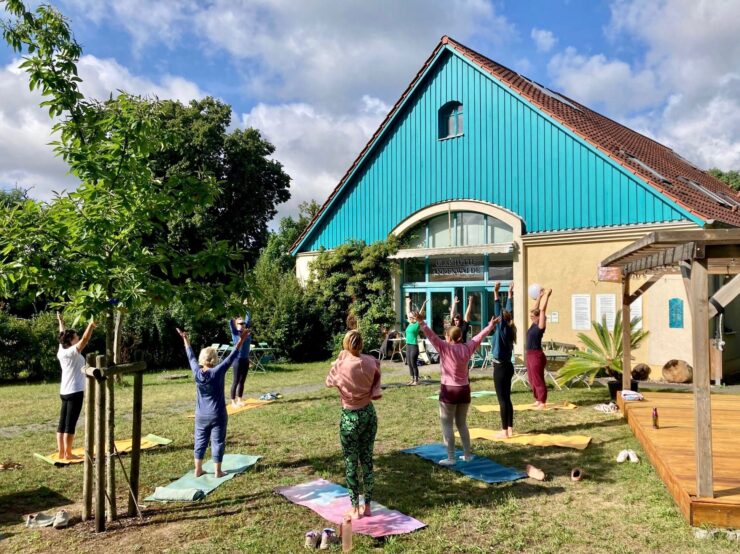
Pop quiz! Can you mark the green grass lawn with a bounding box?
[0,361,736,553]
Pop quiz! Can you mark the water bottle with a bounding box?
[341,515,353,552]
[652,407,659,429]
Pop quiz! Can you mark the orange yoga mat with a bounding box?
[474,402,577,413]
[186,398,274,418]
[34,434,172,465]
[462,428,592,450]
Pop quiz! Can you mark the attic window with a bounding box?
[439,101,463,139]
[623,152,672,185]
[677,176,732,207]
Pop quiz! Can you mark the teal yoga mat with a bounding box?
[145,454,261,502]
[427,390,497,400]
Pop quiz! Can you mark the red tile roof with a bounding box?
[292,36,740,252]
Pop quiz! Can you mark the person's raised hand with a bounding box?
[409,311,421,322]
[509,282,514,293]
[454,296,460,304]
[494,281,500,293]
[468,294,474,304]
[88,320,97,329]
[490,315,502,326]
[546,288,553,296]
[176,327,188,340]
[239,328,251,340]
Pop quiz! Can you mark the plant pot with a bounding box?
[608,379,640,401]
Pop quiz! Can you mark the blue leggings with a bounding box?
[194,414,227,462]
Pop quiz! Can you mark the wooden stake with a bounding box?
[622,276,632,391]
[128,372,143,516]
[95,355,107,532]
[688,258,714,498]
[82,353,96,522]
[106,367,116,522]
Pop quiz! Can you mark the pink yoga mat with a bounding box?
[275,478,426,538]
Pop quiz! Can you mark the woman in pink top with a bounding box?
[326,330,382,519]
[413,311,498,466]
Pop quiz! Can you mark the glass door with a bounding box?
[458,287,485,337]
[430,289,454,336]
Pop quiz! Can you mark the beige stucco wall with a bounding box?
[524,239,695,373]
[295,252,321,286]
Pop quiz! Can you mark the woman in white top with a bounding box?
[56,313,96,461]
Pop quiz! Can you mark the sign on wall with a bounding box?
[429,256,484,282]
[596,294,616,330]
[669,298,684,328]
[571,294,591,330]
[597,265,622,283]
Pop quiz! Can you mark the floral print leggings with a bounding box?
[339,403,377,507]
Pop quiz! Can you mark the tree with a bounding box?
[152,98,292,272]
[0,1,239,365]
[708,168,740,191]
[259,200,320,273]
[0,187,29,208]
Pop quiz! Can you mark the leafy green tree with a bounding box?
[0,1,238,364]
[259,200,320,273]
[708,168,740,191]
[152,98,291,271]
[0,187,28,208]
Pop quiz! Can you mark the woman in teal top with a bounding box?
[404,297,427,386]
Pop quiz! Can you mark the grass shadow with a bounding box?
[0,487,72,526]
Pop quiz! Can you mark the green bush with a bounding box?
[0,311,105,382]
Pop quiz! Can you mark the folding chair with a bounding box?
[512,355,531,389]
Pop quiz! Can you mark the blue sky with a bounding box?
[1,0,738,222]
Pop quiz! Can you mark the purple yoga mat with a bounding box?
[275,478,426,538]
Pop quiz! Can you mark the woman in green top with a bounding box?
[405,297,427,386]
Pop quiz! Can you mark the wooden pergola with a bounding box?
[601,229,740,499]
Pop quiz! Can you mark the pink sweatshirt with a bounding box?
[326,350,382,410]
[419,319,496,386]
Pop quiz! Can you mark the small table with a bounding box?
[543,350,569,390]
[249,347,274,373]
[389,337,407,363]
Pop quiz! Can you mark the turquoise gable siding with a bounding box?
[299,49,694,252]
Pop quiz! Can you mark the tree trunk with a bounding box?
[113,311,124,384]
[104,306,121,384]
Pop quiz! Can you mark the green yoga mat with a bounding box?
[427,390,497,400]
[145,454,261,502]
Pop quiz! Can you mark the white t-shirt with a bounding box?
[58,344,86,395]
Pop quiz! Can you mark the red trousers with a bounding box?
[526,350,548,404]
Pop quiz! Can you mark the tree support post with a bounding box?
[94,355,107,532]
[82,353,97,522]
[106,366,116,522]
[128,372,143,516]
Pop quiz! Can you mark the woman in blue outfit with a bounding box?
[229,310,252,408]
[491,282,517,438]
[177,326,251,478]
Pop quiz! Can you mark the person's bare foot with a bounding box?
[411,380,419,386]
[214,470,226,478]
[231,400,240,408]
[525,464,546,481]
[535,404,547,410]
[406,380,415,386]
[67,453,82,461]
[494,430,509,439]
[362,504,372,517]
[344,507,362,520]
[194,469,204,477]
[507,427,514,438]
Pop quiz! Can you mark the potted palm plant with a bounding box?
[557,313,649,400]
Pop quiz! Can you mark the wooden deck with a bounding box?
[618,392,740,528]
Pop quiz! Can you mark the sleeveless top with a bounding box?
[526,324,544,351]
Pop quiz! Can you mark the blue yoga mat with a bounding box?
[401,444,526,484]
[145,454,261,502]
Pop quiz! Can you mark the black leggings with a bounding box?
[58,391,84,434]
[406,344,419,380]
[493,360,514,429]
[230,358,250,399]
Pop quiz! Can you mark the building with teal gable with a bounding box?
[293,36,740,380]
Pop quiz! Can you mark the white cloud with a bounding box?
[241,96,391,223]
[0,56,205,199]
[547,47,662,115]
[546,0,740,170]
[530,28,557,52]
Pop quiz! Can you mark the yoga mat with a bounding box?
[145,453,261,502]
[464,428,592,450]
[275,479,426,538]
[34,434,172,466]
[186,398,273,418]
[474,402,578,413]
[401,444,526,483]
[427,390,497,400]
